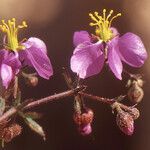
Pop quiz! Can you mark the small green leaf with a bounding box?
[0,97,5,116]
[24,117,45,140]
[13,90,21,106]
[0,139,5,148]
[25,112,42,120]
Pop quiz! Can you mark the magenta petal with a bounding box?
[27,37,47,53]
[20,38,53,79]
[118,32,147,67]
[0,64,13,89]
[0,50,20,88]
[4,52,21,74]
[0,49,9,64]
[108,38,123,80]
[79,124,92,136]
[110,27,119,37]
[73,31,91,46]
[70,41,104,79]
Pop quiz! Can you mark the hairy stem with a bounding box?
[0,86,85,123]
[0,87,133,123]
[80,92,134,111]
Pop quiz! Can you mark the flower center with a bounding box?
[0,18,27,51]
[89,9,121,42]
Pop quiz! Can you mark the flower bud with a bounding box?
[27,76,38,87]
[116,111,134,135]
[0,120,9,138]
[78,123,92,136]
[136,78,144,87]
[128,108,140,120]
[127,83,144,103]
[73,109,94,135]
[1,124,22,143]
[73,109,94,126]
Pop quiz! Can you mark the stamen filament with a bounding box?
[89,9,121,42]
[0,18,28,51]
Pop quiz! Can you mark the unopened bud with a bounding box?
[78,123,92,136]
[2,124,22,143]
[27,76,38,87]
[73,109,94,126]
[116,111,134,135]
[136,79,144,87]
[0,120,9,138]
[127,83,144,103]
[73,109,94,136]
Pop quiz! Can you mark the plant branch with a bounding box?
[0,86,85,123]
[79,92,114,104]
[0,87,135,124]
[79,92,135,111]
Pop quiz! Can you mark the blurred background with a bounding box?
[0,0,150,150]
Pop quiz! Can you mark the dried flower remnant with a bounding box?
[127,76,144,103]
[73,108,94,136]
[0,18,53,88]
[25,74,39,87]
[70,9,147,80]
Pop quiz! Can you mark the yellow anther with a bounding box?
[106,10,114,21]
[89,13,98,23]
[89,22,97,26]
[89,9,121,42]
[94,11,99,15]
[103,9,106,12]
[94,11,102,21]
[12,18,16,22]
[22,21,27,27]
[109,13,122,27]
[0,18,28,51]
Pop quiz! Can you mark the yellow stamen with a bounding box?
[89,9,121,42]
[0,18,28,51]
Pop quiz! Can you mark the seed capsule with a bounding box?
[116,110,134,135]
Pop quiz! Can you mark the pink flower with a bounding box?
[70,10,147,80]
[0,19,53,81]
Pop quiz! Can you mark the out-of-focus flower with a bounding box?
[127,77,144,103]
[127,80,144,103]
[70,9,147,80]
[0,18,53,81]
[0,50,21,88]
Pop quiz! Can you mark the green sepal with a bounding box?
[0,97,5,116]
